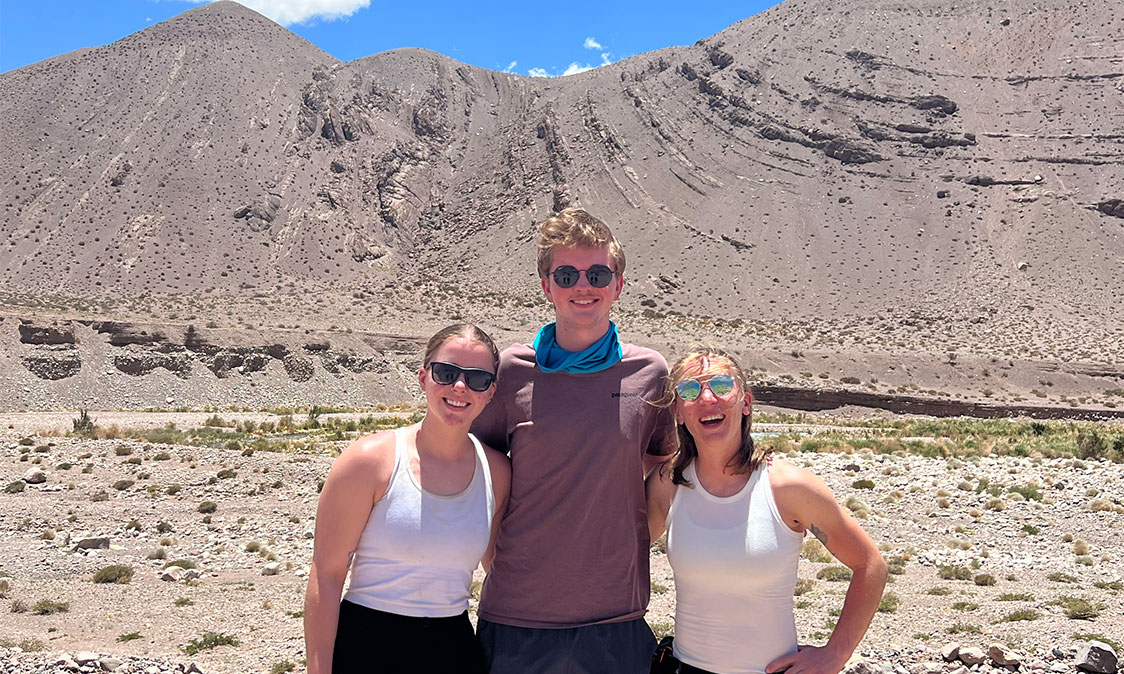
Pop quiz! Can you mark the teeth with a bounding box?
[445,399,469,408]
[701,415,724,422]
[573,299,596,305]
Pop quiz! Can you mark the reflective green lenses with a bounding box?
[676,374,736,401]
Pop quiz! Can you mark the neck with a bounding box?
[553,320,611,352]
[694,439,741,478]
[414,416,471,461]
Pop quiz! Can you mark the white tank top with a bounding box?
[343,427,495,617]
[667,461,804,674]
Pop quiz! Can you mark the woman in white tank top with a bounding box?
[646,348,887,674]
[304,324,511,674]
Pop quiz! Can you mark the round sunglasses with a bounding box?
[550,264,616,288]
[676,373,737,401]
[427,361,496,392]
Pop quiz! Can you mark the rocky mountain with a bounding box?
[2,0,1123,409]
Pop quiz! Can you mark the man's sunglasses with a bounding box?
[550,264,616,289]
[676,374,737,402]
[427,361,496,392]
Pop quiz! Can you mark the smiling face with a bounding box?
[673,356,752,453]
[540,244,624,348]
[418,336,496,430]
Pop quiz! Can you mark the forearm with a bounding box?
[304,566,346,674]
[825,556,888,663]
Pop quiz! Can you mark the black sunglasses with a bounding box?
[550,264,616,288]
[427,361,496,392]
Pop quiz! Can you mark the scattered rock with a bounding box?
[99,656,124,671]
[942,643,961,662]
[960,647,987,666]
[160,566,185,582]
[21,468,47,484]
[262,562,281,576]
[74,536,110,550]
[844,660,882,674]
[74,652,100,666]
[1076,642,1118,674]
[989,643,1022,667]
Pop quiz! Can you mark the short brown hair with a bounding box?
[661,346,769,487]
[535,208,626,279]
[423,324,500,373]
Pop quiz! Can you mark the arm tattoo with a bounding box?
[810,523,829,546]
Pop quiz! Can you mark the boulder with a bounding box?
[262,562,281,576]
[989,643,1022,666]
[75,652,100,666]
[1076,642,1118,674]
[961,647,988,666]
[160,566,185,582]
[182,568,202,581]
[843,660,882,674]
[100,656,124,671]
[73,536,110,550]
[21,468,47,484]
[942,643,961,662]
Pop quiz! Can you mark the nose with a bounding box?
[450,375,468,392]
[698,384,718,402]
[573,271,593,289]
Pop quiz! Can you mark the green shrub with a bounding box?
[217,469,237,479]
[1051,596,1105,620]
[117,632,142,643]
[90,490,108,502]
[952,601,978,611]
[817,566,852,582]
[174,598,194,607]
[945,622,981,634]
[998,592,1034,601]
[794,578,815,596]
[113,479,135,491]
[802,540,833,563]
[852,479,875,489]
[270,663,296,674]
[974,574,996,586]
[93,565,134,584]
[72,410,95,435]
[877,592,901,613]
[115,445,133,456]
[1048,572,1078,583]
[938,565,973,581]
[147,548,167,560]
[997,608,1040,622]
[4,481,25,494]
[927,587,952,596]
[33,599,69,615]
[183,631,239,655]
[197,501,217,514]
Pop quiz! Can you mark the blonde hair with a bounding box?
[535,208,626,279]
[661,346,769,487]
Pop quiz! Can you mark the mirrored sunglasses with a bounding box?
[676,373,737,401]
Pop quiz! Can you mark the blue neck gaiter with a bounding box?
[532,322,623,374]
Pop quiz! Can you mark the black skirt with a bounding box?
[333,600,486,674]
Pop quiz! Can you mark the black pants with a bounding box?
[332,600,486,674]
[479,617,656,674]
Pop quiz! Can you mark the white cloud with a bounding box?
[562,62,596,76]
[503,61,518,73]
[601,52,611,66]
[183,0,371,26]
[583,37,603,50]
[528,68,550,78]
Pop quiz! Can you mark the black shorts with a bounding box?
[332,600,486,674]
[478,616,656,674]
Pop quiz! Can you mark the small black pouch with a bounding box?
[651,636,679,674]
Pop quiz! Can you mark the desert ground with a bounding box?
[1,409,1121,673]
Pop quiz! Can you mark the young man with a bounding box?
[471,208,676,673]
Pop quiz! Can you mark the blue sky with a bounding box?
[0,0,779,76]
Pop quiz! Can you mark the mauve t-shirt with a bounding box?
[470,342,676,628]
